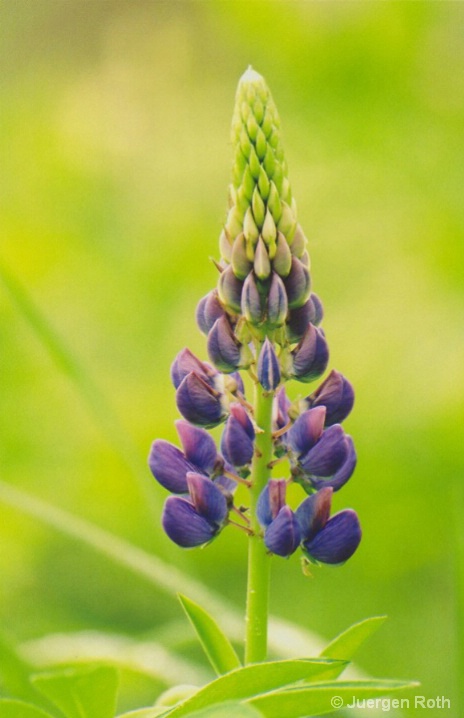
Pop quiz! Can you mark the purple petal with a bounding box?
[221,415,254,467]
[148,439,196,493]
[214,472,237,494]
[218,265,244,314]
[308,293,324,326]
[264,506,301,557]
[283,257,311,309]
[311,436,357,492]
[291,324,329,383]
[186,472,228,526]
[273,386,291,431]
[286,300,313,343]
[171,348,216,390]
[304,509,362,564]
[196,291,224,335]
[256,479,287,528]
[175,420,219,474]
[207,316,243,373]
[300,425,349,477]
[295,487,333,542]
[176,372,226,428]
[229,403,255,440]
[267,272,288,327]
[162,496,217,547]
[241,271,263,324]
[257,338,281,392]
[307,370,355,426]
[287,407,326,457]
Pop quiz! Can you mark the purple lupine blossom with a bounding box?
[148,68,361,568]
[162,473,229,548]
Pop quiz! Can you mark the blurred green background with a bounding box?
[1,1,464,715]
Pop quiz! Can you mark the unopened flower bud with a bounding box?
[267,181,282,223]
[231,233,253,280]
[286,301,313,343]
[254,237,271,280]
[243,207,260,243]
[308,293,323,325]
[305,370,354,426]
[267,272,288,327]
[257,337,281,392]
[290,323,329,383]
[171,348,217,390]
[221,403,255,468]
[176,372,227,428]
[272,232,292,277]
[283,257,311,309]
[219,229,232,262]
[241,271,264,325]
[252,186,266,228]
[277,201,296,241]
[290,224,307,258]
[207,315,250,373]
[261,209,277,245]
[218,265,244,314]
[196,291,225,335]
[257,480,301,557]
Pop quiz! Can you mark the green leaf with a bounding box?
[247,678,419,717]
[178,595,241,676]
[321,616,387,662]
[32,665,119,718]
[0,634,47,707]
[187,702,264,718]
[164,658,346,718]
[0,700,56,718]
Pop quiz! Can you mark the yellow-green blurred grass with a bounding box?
[1,1,464,713]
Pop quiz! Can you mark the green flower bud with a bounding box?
[255,126,268,160]
[261,208,277,246]
[231,233,253,279]
[252,186,266,228]
[254,237,271,280]
[278,201,296,241]
[290,224,307,258]
[267,181,282,223]
[246,113,259,141]
[243,207,259,243]
[219,229,232,263]
[272,232,292,277]
[225,206,243,240]
[258,166,270,200]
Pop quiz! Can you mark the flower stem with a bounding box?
[245,382,274,664]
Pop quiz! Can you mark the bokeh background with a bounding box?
[1,1,464,715]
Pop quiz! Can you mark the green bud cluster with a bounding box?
[217,67,311,333]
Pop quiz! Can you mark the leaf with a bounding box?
[0,634,48,707]
[178,595,241,676]
[32,665,119,718]
[321,616,387,661]
[164,658,346,718]
[247,678,419,717]
[187,702,264,718]
[0,700,56,718]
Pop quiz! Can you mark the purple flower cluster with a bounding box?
[148,68,362,568]
[148,330,361,564]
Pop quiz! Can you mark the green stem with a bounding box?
[245,383,274,664]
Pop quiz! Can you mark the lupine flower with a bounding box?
[171,348,218,390]
[286,407,356,492]
[149,68,362,570]
[196,290,225,335]
[221,403,255,469]
[257,479,301,557]
[302,369,355,426]
[289,323,329,383]
[286,293,323,343]
[258,338,281,391]
[162,473,229,548]
[149,420,222,494]
[176,372,228,428]
[296,488,362,564]
[207,315,251,373]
